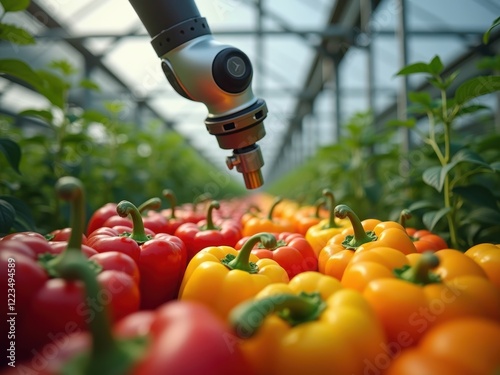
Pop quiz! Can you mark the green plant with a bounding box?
[266,111,403,220]
[394,54,500,249]
[0,0,246,235]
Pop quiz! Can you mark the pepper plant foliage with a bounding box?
[0,0,245,235]
[393,55,500,249]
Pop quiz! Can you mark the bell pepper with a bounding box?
[229,271,387,375]
[359,251,500,346]
[159,189,198,232]
[319,204,416,280]
[179,232,289,318]
[235,231,318,279]
[400,209,448,252]
[305,190,350,256]
[385,317,500,375]
[1,237,253,375]
[0,177,140,363]
[242,197,295,237]
[88,200,187,309]
[174,200,242,261]
[465,243,500,290]
[86,202,117,236]
[293,197,328,236]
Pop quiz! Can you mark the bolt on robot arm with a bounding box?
[129,0,268,189]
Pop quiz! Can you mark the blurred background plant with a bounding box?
[0,0,245,235]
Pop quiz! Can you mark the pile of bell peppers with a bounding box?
[1,179,499,375]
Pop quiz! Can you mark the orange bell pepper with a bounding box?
[229,271,387,375]
[242,197,295,237]
[293,197,328,236]
[318,205,416,280]
[178,232,289,318]
[358,252,500,346]
[385,317,500,375]
[465,243,500,290]
[305,190,350,256]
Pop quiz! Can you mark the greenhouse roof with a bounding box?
[1,0,499,188]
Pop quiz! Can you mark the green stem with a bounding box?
[399,209,412,229]
[162,189,177,219]
[313,197,326,219]
[334,204,377,250]
[200,201,220,230]
[137,197,162,214]
[322,189,340,229]
[267,197,283,221]
[193,192,212,212]
[116,200,150,243]
[395,251,441,285]
[222,233,276,273]
[53,177,147,375]
[230,292,326,339]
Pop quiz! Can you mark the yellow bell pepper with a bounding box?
[229,271,387,375]
[179,232,289,318]
[305,190,350,256]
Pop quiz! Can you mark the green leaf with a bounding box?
[395,62,433,76]
[79,78,100,91]
[0,138,21,174]
[490,161,500,172]
[48,60,77,76]
[35,69,68,108]
[467,207,500,225]
[0,59,45,92]
[386,118,416,128]
[429,55,444,75]
[103,101,125,114]
[19,109,54,123]
[455,76,500,106]
[483,16,500,44]
[424,149,490,192]
[408,92,432,106]
[1,0,30,12]
[456,104,490,116]
[0,23,35,45]
[407,200,438,212]
[0,195,36,233]
[81,110,109,124]
[0,199,15,235]
[453,184,499,208]
[422,166,442,191]
[422,207,451,231]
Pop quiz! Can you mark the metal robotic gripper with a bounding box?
[129,0,268,189]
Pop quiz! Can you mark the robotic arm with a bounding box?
[128,0,268,189]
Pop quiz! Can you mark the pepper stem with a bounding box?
[313,197,325,219]
[137,197,162,214]
[395,251,441,285]
[399,209,412,229]
[334,204,377,249]
[193,192,212,212]
[162,189,177,219]
[230,292,326,338]
[200,200,220,231]
[116,200,150,243]
[53,178,148,375]
[267,197,283,220]
[322,189,340,229]
[222,233,276,273]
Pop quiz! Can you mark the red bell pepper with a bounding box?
[158,189,194,233]
[1,266,253,375]
[175,200,242,261]
[0,177,140,363]
[400,209,448,252]
[235,231,318,278]
[86,202,117,236]
[89,199,187,309]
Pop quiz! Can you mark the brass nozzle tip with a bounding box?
[242,169,264,189]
